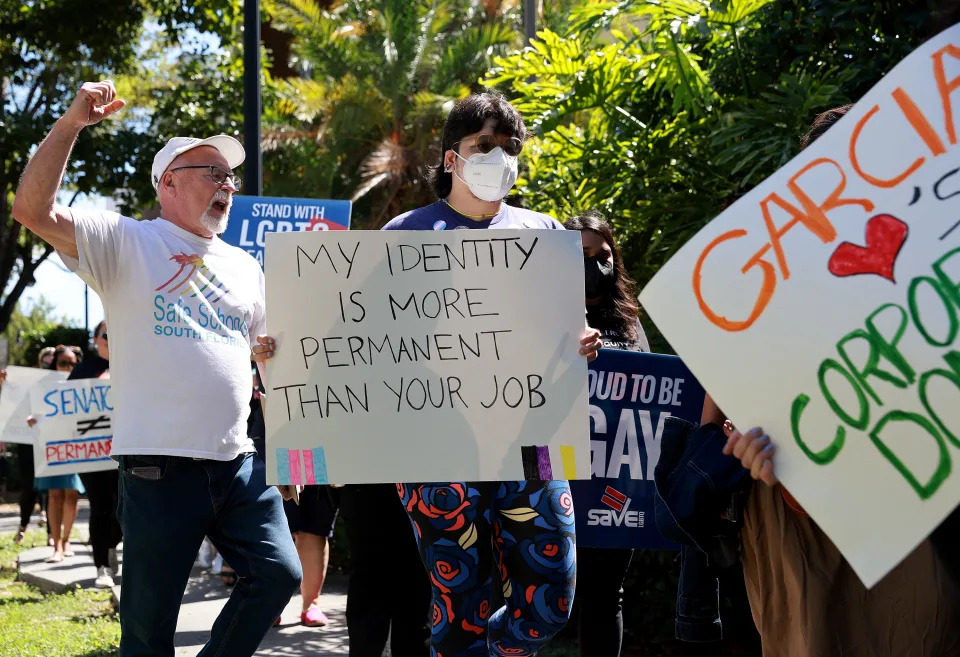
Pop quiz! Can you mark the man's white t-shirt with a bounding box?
[61,212,265,460]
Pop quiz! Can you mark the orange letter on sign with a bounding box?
[693,229,776,332]
[933,44,960,144]
[850,97,941,188]
[747,159,874,280]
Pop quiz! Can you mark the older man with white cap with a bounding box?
[12,80,300,657]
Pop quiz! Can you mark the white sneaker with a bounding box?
[108,548,119,573]
[94,566,115,589]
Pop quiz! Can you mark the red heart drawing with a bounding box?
[827,214,908,283]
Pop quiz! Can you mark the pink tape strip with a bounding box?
[288,449,302,485]
[302,449,316,485]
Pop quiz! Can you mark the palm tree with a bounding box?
[262,0,522,227]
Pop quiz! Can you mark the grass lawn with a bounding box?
[0,530,120,657]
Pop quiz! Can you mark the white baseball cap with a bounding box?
[151,135,245,191]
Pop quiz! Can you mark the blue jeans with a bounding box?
[117,452,301,657]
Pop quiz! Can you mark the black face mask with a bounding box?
[584,256,616,299]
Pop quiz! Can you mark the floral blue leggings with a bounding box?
[398,480,577,657]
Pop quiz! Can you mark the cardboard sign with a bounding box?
[639,25,960,586]
[0,367,68,445]
[220,195,352,267]
[31,379,116,476]
[264,229,590,485]
[572,350,705,549]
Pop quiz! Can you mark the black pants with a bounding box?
[79,469,122,568]
[931,504,960,587]
[577,547,634,657]
[339,484,432,657]
[16,444,41,528]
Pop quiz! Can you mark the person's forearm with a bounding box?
[12,119,82,225]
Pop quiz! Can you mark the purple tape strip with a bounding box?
[536,445,552,480]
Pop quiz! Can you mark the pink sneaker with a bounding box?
[300,606,328,627]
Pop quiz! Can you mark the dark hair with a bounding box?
[564,211,640,344]
[48,345,83,370]
[428,92,526,199]
[800,105,853,150]
[94,320,106,338]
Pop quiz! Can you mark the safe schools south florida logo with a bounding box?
[152,252,249,347]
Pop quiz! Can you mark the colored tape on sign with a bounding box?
[521,445,541,480]
[303,449,316,485]
[536,445,553,480]
[288,449,302,485]
[312,447,329,484]
[560,445,577,479]
[276,448,292,485]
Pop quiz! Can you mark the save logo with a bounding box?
[586,486,645,528]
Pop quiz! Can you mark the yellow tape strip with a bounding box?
[560,445,577,479]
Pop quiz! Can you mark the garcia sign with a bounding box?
[639,24,960,586]
[573,350,705,549]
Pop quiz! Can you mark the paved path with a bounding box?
[4,502,353,656]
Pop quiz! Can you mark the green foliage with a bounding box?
[261,0,524,227]
[485,0,939,350]
[2,297,64,367]
[0,0,242,334]
[0,532,120,657]
[15,325,92,370]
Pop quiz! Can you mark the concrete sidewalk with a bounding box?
[4,502,351,656]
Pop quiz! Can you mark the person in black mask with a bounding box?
[567,212,649,353]
[564,212,648,656]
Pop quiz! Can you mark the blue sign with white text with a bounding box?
[572,350,705,549]
[221,195,352,267]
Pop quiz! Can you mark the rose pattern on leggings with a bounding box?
[399,480,576,657]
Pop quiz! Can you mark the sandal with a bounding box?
[13,528,25,545]
[63,542,75,557]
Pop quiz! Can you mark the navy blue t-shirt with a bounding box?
[382,200,563,231]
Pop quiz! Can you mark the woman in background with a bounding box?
[564,212,648,657]
[31,345,86,563]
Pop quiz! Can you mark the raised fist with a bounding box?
[63,81,126,129]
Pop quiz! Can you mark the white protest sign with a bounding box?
[639,25,960,587]
[0,366,68,445]
[31,378,117,476]
[264,229,591,485]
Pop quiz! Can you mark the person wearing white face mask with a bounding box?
[382,93,562,232]
[382,93,603,657]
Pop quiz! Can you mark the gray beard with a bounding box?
[200,210,228,235]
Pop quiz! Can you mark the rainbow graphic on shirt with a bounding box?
[155,252,231,303]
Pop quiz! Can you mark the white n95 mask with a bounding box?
[454,147,519,202]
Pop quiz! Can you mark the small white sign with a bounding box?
[0,366,68,445]
[31,379,117,476]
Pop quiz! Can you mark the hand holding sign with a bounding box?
[722,423,778,487]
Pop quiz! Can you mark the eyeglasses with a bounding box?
[454,134,523,157]
[57,360,77,368]
[97,332,108,340]
[168,165,242,190]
